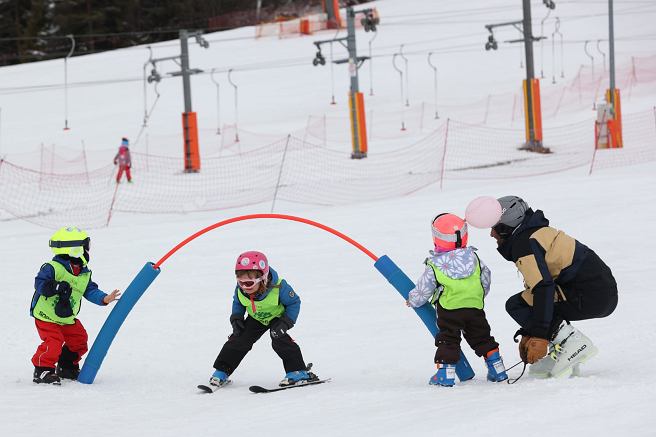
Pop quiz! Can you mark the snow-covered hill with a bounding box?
[1,1,655,436]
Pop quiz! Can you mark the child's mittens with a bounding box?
[269,316,294,339]
[55,281,71,297]
[54,281,73,318]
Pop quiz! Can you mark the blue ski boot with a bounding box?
[209,370,230,387]
[279,370,317,387]
[279,363,319,387]
[485,349,508,382]
[429,363,456,387]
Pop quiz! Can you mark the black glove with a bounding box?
[55,281,72,297]
[230,315,246,337]
[54,282,73,318]
[269,316,294,340]
[40,280,59,298]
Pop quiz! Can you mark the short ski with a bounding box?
[197,380,231,393]
[249,378,331,394]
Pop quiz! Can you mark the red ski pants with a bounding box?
[32,319,88,368]
[116,165,132,182]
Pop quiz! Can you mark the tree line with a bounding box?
[0,0,330,66]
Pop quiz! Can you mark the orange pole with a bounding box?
[356,92,368,155]
[532,79,543,141]
[182,112,201,171]
[605,88,623,148]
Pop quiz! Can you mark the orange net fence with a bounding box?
[1,108,654,229]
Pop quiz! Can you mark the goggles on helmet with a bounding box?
[49,237,90,260]
[49,237,90,249]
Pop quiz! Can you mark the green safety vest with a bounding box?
[237,279,284,326]
[32,261,90,325]
[427,256,484,310]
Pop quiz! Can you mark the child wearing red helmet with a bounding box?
[207,251,318,388]
[406,213,508,387]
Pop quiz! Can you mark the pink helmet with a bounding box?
[432,213,468,251]
[235,251,269,278]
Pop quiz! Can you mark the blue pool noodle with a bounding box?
[78,262,161,384]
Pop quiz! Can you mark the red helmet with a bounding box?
[235,251,269,278]
[431,213,468,251]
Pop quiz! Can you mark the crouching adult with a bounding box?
[491,196,617,378]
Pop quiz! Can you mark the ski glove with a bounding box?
[230,315,246,337]
[518,336,531,363]
[269,316,294,340]
[526,337,550,364]
[55,281,72,297]
[54,282,74,318]
[40,280,60,298]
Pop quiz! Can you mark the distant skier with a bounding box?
[491,196,618,378]
[206,251,319,389]
[30,227,121,385]
[113,137,132,183]
[407,213,508,387]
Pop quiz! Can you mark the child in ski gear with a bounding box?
[491,196,617,377]
[407,213,507,387]
[113,137,132,183]
[30,227,121,385]
[209,251,318,388]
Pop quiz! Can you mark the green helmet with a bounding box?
[49,226,90,265]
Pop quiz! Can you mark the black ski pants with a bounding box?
[434,302,499,364]
[213,316,306,375]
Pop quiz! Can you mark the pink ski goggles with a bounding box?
[238,277,264,289]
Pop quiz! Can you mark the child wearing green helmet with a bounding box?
[30,226,121,385]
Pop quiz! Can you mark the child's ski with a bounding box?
[197,380,232,393]
[249,378,331,394]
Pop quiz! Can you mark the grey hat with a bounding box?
[496,196,530,228]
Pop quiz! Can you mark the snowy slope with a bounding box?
[1,0,656,436]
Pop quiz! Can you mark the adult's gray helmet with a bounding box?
[496,196,530,228]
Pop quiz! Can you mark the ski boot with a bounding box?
[528,324,568,378]
[528,353,556,379]
[209,370,230,388]
[528,323,598,378]
[56,363,80,380]
[279,363,319,387]
[429,363,456,387]
[484,349,508,382]
[33,367,61,385]
[549,324,598,378]
[56,346,80,380]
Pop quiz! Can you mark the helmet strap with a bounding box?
[455,230,462,248]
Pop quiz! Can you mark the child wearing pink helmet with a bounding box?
[113,137,132,184]
[206,250,318,388]
[406,213,508,387]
